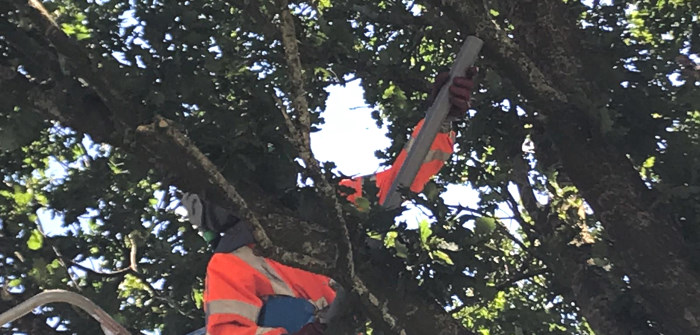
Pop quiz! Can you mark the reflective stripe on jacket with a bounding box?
[205,246,336,335]
[339,118,455,205]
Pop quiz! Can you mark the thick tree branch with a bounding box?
[428,0,569,105]
[18,0,138,129]
[274,0,354,278]
[277,0,312,146]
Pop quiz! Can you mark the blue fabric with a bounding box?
[258,296,315,334]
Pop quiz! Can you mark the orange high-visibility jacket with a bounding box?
[205,118,454,335]
[340,118,455,205]
[205,246,336,335]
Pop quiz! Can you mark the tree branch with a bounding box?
[495,268,548,291]
[429,0,569,105]
[68,261,131,278]
[274,0,354,278]
[35,218,83,291]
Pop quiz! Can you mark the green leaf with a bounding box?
[419,220,432,244]
[395,240,409,258]
[423,182,439,201]
[642,156,656,169]
[431,250,454,265]
[474,217,496,236]
[27,229,44,250]
[14,185,33,207]
[355,197,370,212]
[8,278,22,287]
[89,246,100,255]
[192,288,204,309]
[318,0,332,10]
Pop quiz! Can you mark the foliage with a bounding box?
[0,0,698,334]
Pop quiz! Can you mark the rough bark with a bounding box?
[512,155,656,335]
[432,0,700,333]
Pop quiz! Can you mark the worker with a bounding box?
[182,70,476,335]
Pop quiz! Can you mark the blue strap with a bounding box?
[258,296,315,334]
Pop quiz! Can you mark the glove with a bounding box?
[430,67,477,119]
[291,321,325,335]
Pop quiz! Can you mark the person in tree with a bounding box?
[182,70,475,335]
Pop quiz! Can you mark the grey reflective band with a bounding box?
[309,296,329,311]
[405,138,452,163]
[404,136,416,153]
[206,299,260,322]
[404,123,453,154]
[256,327,280,334]
[232,246,295,297]
[424,149,451,163]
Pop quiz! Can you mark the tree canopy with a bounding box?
[1,0,698,334]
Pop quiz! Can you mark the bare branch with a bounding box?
[495,268,548,290]
[274,0,355,278]
[35,218,82,291]
[68,261,130,278]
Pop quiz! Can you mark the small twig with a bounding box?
[75,254,190,318]
[77,141,92,166]
[272,95,298,145]
[129,270,192,318]
[495,268,548,290]
[447,295,480,314]
[125,234,138,273]
[494,218,529,251]
[36,218,82,291]
[68,261,131,278]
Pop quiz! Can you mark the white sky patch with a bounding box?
[311,80,390,177]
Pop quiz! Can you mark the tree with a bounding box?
[1,0,698,334]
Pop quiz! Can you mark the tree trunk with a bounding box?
[432,0,700,333]
[512,155,654,335]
